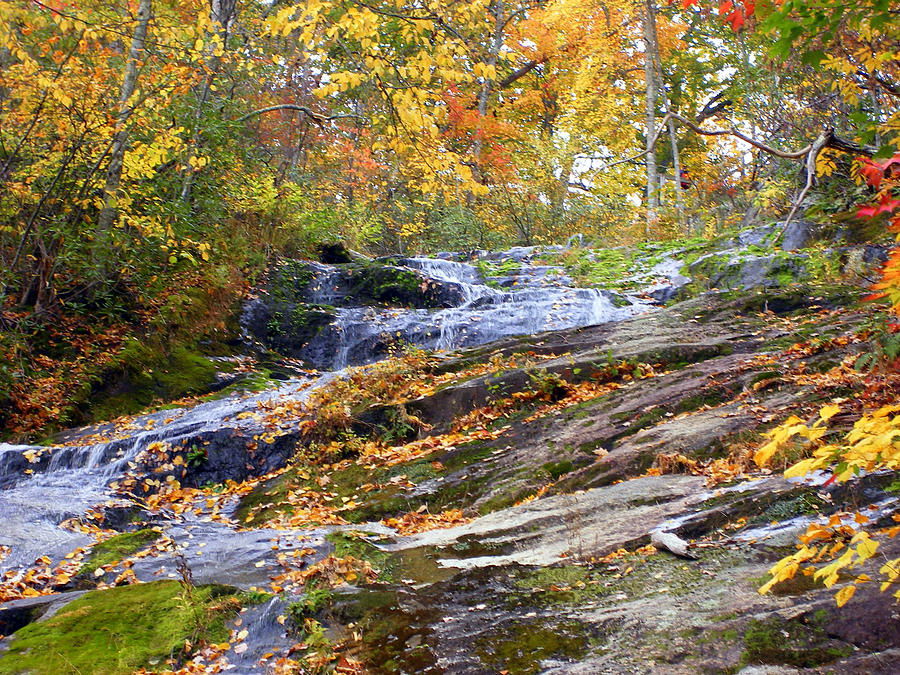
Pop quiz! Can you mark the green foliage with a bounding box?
[290,586,335,619]
[854,319,900,373]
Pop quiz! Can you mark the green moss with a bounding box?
[327,531,393,577]
[750,370,781,385]
[742,615,852,668]
[327,588,439,672]
[345,263,429,307]
[475,620,589,674]
[548,247,641,291]
[268,261,316,303]
[233,466,304,526]
[516,547,744,609]
[754,491,825,524]
[0,581,241,675]
[89,341,220,422]
[78,529,162,575]
[290,586,335,617]
[266,304,336,344]
[541,460,574,480]
[473,258,522,286]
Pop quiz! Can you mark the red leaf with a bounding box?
[858,158,884,189]
[857,193,900,219]
[727,9,745,31]
[744,1,756,16]
[858,204,878,218]
[719,0,734,13]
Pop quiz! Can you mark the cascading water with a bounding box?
[0,375,329,571]
[299,251,653,370]
[0,245,686,669]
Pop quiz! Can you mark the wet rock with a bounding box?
[0,591,85,640]
[318,242,353,264]
[689,252,810,291]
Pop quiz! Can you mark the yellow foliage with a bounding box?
[757,402,900,606]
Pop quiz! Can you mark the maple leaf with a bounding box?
[858,158,885,189]
[858,192,900,219]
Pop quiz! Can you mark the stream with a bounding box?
[0,246,684,670]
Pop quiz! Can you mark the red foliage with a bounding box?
[670,0,755,32]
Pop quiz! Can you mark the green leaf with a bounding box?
[801,50,826,66]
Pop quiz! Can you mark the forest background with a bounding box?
[1,0,898,438]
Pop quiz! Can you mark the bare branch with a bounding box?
[498,60,540,89]
[778,131,831,234]
[237,105,364,125]
[586,112,879,242]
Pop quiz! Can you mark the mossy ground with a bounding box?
[88,342,223,423]
[0,581,242,675]
[475,620,591,675]
[77,529,161,575]
[325,531,454,586]
[235,435,517,527]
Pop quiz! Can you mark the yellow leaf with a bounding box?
[856,538,879,562]
[819,403,840,422]
[753,440,780,467]
[834,584,855,607]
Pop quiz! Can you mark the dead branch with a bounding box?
[237,105,364,126]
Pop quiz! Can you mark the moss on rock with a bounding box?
[78,529,162,576]
[0,581,242,675]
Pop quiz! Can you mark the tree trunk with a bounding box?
[473,0,505,177]
[642,0,659,231]
[645,0,685,227]
[97,0,153,240]
[667,116,685,224]
[180,0,237,203]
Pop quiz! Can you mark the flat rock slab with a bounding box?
[393,475,706,567]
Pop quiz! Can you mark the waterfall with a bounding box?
[298,252,651,370]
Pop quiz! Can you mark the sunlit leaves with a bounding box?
[757,400,900,605]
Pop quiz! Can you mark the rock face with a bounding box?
[1,225,897,674]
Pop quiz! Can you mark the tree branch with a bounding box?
[498,60,540,89]
[587,112,879,241]
[236,105,364,125]
[695,91,732,125]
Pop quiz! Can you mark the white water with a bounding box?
[303,253,652,370]
[0,375,329,571]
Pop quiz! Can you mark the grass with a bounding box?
[0,581,242,675]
